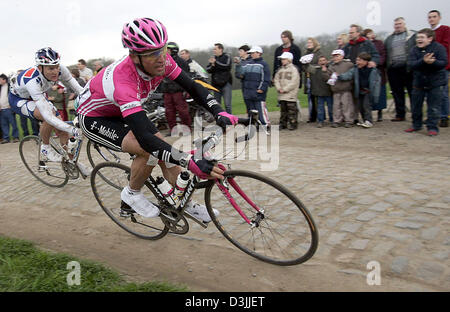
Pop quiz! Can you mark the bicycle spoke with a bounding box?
[19,136,68,188]
[205,170,318,266]
[91,162,168,240]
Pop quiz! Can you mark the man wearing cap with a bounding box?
[235,46,272,131]
[273,52,300,130]
[322,50,355,127]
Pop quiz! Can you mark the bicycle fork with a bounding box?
[216,177,264,228]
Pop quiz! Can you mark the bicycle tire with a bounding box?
[204,170,319,266]
[19,135,69,188]
[86,140,130,189]
[90,161,169,240]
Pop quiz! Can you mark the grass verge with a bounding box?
[0,236,189,292]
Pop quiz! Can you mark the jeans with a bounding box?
[440,70,449,120]
[214,82,232,114]
[317,96,333,123]
[411,86,442,132]
[0,108,19,141]
[387,66,413,119]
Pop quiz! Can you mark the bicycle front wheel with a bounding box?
[204,170,319,266]
[19,135,69,188]
[90,162,169,240]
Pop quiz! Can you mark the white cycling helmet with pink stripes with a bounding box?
[122,18,168,52]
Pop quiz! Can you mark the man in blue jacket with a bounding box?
[405,28,448,136]
[235,46,271,132]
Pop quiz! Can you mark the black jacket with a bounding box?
[207,53,232,88]
[273,44,302,78]
[408,41,448,89]
[343,37,380,65]
[160,53,190,93]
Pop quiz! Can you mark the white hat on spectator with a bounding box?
[332,49,345,56]
[278,52,294,60]
[248,46,263,54]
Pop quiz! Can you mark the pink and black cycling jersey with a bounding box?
[76,54,181,118]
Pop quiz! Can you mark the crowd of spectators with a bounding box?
[1,9,448,143]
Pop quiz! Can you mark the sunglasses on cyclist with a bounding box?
[135,45,168,59]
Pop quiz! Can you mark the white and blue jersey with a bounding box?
[8,65,84,134]
[9,65,81,118]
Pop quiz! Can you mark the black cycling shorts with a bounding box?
[78,115,132,151]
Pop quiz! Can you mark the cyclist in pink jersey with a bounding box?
[76,18,238,222]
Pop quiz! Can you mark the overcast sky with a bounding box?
[1,0,449,74]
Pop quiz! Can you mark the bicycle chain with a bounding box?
[159,207,189,235]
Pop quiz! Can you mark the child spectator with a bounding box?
[308,55,333,128]
[337,53,381,128]
[235,46,271,131]
[322,50,354,128]
[273,52,300,130]
[405,28,448,136]
[47,83,68,121]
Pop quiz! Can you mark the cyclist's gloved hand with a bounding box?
[216,112,239,129]
[188,157,214,180]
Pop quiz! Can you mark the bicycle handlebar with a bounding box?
[194,110,259,155]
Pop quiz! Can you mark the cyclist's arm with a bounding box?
[27,80,75,135]
[35,96,74,134]
[123,111,188,165]
[173,70,223,116]
[124,111,218,177]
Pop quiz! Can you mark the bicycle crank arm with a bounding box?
[183,211,208,229]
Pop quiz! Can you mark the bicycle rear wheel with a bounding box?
[86,140,134,188]
[204,170,318,266]
[19,135,69,188]
[90,162,169,240]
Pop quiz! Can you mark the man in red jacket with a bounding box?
[428,10,450,127]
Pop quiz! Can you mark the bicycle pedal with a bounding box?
[120,201,136,216]
[38,162,48,172]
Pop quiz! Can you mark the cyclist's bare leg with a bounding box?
[159,161,181,186]
[38,121,53,145]
[121,131,153,190]
[33,108,68,147]
[121,131,182,190]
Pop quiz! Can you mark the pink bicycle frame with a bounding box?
[215,164,262,225]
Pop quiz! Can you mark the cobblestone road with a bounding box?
[0,108,449,291]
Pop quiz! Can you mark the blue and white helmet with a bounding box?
[35,47,60,66]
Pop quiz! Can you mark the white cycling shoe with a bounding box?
[185,201,219,223]
[41,145,62,162]
[76,162,92,177]
[120,186,160,218]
